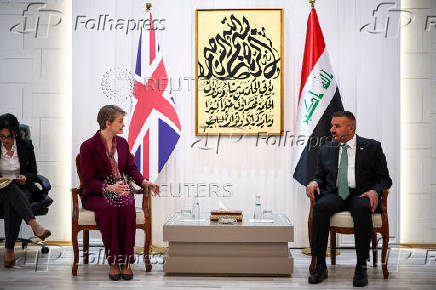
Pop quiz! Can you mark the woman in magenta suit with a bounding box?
[79,105,159,281]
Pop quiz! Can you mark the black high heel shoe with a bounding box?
[108,273,121,281]
[109,265,121,281]
[121,265,133,280]
[121,272,133,280]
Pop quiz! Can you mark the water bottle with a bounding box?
[254,195,262,220]
[192,197,200,220]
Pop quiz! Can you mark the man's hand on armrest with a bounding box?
[360,190,378,212]
[306,181,320,201]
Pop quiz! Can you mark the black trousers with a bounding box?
[0,183,35,249]
[311,191,373,262]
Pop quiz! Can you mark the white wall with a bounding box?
[6,0,429,247]
[0,0,71,241]
[72,0,401,247]
[401,0,436,244]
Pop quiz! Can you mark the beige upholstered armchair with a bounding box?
[308,190,390,279]
[71,154,152,276]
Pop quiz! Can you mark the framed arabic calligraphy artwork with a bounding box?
[196,9,283,136]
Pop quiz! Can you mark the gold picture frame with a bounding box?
[196,9,284,136]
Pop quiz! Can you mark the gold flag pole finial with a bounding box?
[309,0,315,8]
[146,3,152,11]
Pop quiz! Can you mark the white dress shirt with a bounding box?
[336,134,356,188]
[0,140,20,179]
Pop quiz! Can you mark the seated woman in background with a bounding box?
[79,105,159,281]
[0,113,51,268]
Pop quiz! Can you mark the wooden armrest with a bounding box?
[309,196,315,208]
[309,196,315,218]
[381,190,389,214]
[72,188,80,223]
[127,180,146,195]
[131,185,152,218]
[308,196,315,248]
[141,186,150,210]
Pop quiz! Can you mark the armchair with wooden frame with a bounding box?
[308,190,390,279]
[71,154,152,276]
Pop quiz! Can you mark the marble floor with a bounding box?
[0,246,435,289]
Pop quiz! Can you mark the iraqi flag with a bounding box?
[128,11,182,181]
[292,8,344,186]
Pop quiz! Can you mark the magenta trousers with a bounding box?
[82,194,136,264]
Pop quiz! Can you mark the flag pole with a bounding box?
[134,1,168,257]
[300,0,341,259]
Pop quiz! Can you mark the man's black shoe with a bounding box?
[353,264,368,287]
[308,263,328,284]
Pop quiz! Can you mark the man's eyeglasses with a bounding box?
[0,135,13,141]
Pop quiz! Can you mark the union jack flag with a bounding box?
[128,12,181,181]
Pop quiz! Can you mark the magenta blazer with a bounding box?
[79,131,145,197]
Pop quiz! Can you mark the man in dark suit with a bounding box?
[306,111,392,287]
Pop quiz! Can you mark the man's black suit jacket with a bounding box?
[313,135,392,204]
[0,137,38,183]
